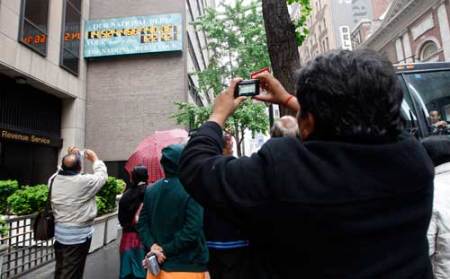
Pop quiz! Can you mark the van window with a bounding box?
[403,70,450,135]
[398,76,419,136]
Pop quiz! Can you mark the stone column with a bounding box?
[60,98,86,159]
[395,37,405,64]
[402,33,413,63]
[437,3,450,61]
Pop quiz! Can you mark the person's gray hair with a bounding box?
[270,116,300,138]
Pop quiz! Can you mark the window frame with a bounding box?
[420,41,439,62]
[399,69,450,137]
[59,0,82,76]
[18,0,50,57]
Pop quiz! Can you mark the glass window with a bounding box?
[403,70,450,135]
[420,41,438,61]
[19,0,49,55]
[70,0,82,10]
[62,49,79,74]
[398,76,419,136]
[60,0,82,75]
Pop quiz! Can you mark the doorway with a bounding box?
[0,140,59,185]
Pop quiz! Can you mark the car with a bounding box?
[396,62,450,138]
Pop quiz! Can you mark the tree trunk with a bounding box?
[240,128,245,156]
[262,0,300,116]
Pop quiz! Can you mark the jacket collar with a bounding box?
[435,162,450,175]
[58,169,81,176]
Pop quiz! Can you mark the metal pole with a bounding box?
[268,104,274,129]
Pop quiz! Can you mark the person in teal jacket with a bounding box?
[137,144,208,279]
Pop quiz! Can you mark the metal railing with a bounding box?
[1,214,54,279]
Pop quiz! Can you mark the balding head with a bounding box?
[270,116,300,138]
[61,154,81,172]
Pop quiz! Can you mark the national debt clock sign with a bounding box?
[84,13,182,58]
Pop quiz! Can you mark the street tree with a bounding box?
[174,0,270,156]
[261,0,311,115]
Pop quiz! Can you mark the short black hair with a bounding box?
[61,154,81,172]
[131,165,148,185]
[296,49,404,143]
[421,136,450,166]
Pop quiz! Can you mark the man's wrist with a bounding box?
[283,95,294,107]
[285,96,300,114]
[208,113,227,128]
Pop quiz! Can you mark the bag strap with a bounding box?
[132,203,143,226]
[45,174,57,212]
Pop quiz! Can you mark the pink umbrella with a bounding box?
[125,129,188,183]
[135,129,188,151]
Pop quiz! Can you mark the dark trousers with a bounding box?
[208,247,250,279]
[54,237,92,279]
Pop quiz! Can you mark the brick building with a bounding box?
[294,0,374,64]
[356,0,450,63]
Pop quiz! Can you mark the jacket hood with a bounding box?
[161,144,184,177]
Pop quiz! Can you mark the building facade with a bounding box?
[0,0,88,185]
[296,0,374,64]
[357,0,450,64]
[186,0,215,107]
[0,0,214,184]
[351,0,392,50]
[84,0,188,178]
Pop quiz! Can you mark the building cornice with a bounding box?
[351,19,372,34]
[361,0,440,50]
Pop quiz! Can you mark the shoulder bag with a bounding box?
[33,175,56,241]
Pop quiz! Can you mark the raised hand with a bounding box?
[253,72,300,114]
[84,149,98,162]
[209,78,246,128]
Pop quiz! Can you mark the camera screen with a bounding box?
[239,84,255,95]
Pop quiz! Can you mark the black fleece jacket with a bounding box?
[179,121,434,279]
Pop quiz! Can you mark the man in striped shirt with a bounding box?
[203,134,250,279]
[51,147,108,279]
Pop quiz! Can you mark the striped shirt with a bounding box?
[54,223,94,245]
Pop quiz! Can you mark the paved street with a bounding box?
[22,240,120,279]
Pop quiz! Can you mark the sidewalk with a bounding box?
[22,240,120,279]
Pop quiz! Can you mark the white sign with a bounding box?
[339,26,352,50]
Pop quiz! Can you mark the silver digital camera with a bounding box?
[146,254,161,276]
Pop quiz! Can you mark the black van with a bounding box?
[396,62,450,138]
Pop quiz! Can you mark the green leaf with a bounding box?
[96,177,123,215]
[0,180,19,214]
[7,185,48,215]
[174,0,271,155]
[288,0,312,46]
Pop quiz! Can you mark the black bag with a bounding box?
[33,176,56,241]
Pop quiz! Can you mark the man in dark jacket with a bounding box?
[179,49,434,278]
[137,144,208,276]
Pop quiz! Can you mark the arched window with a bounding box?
[420,41,438,61]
